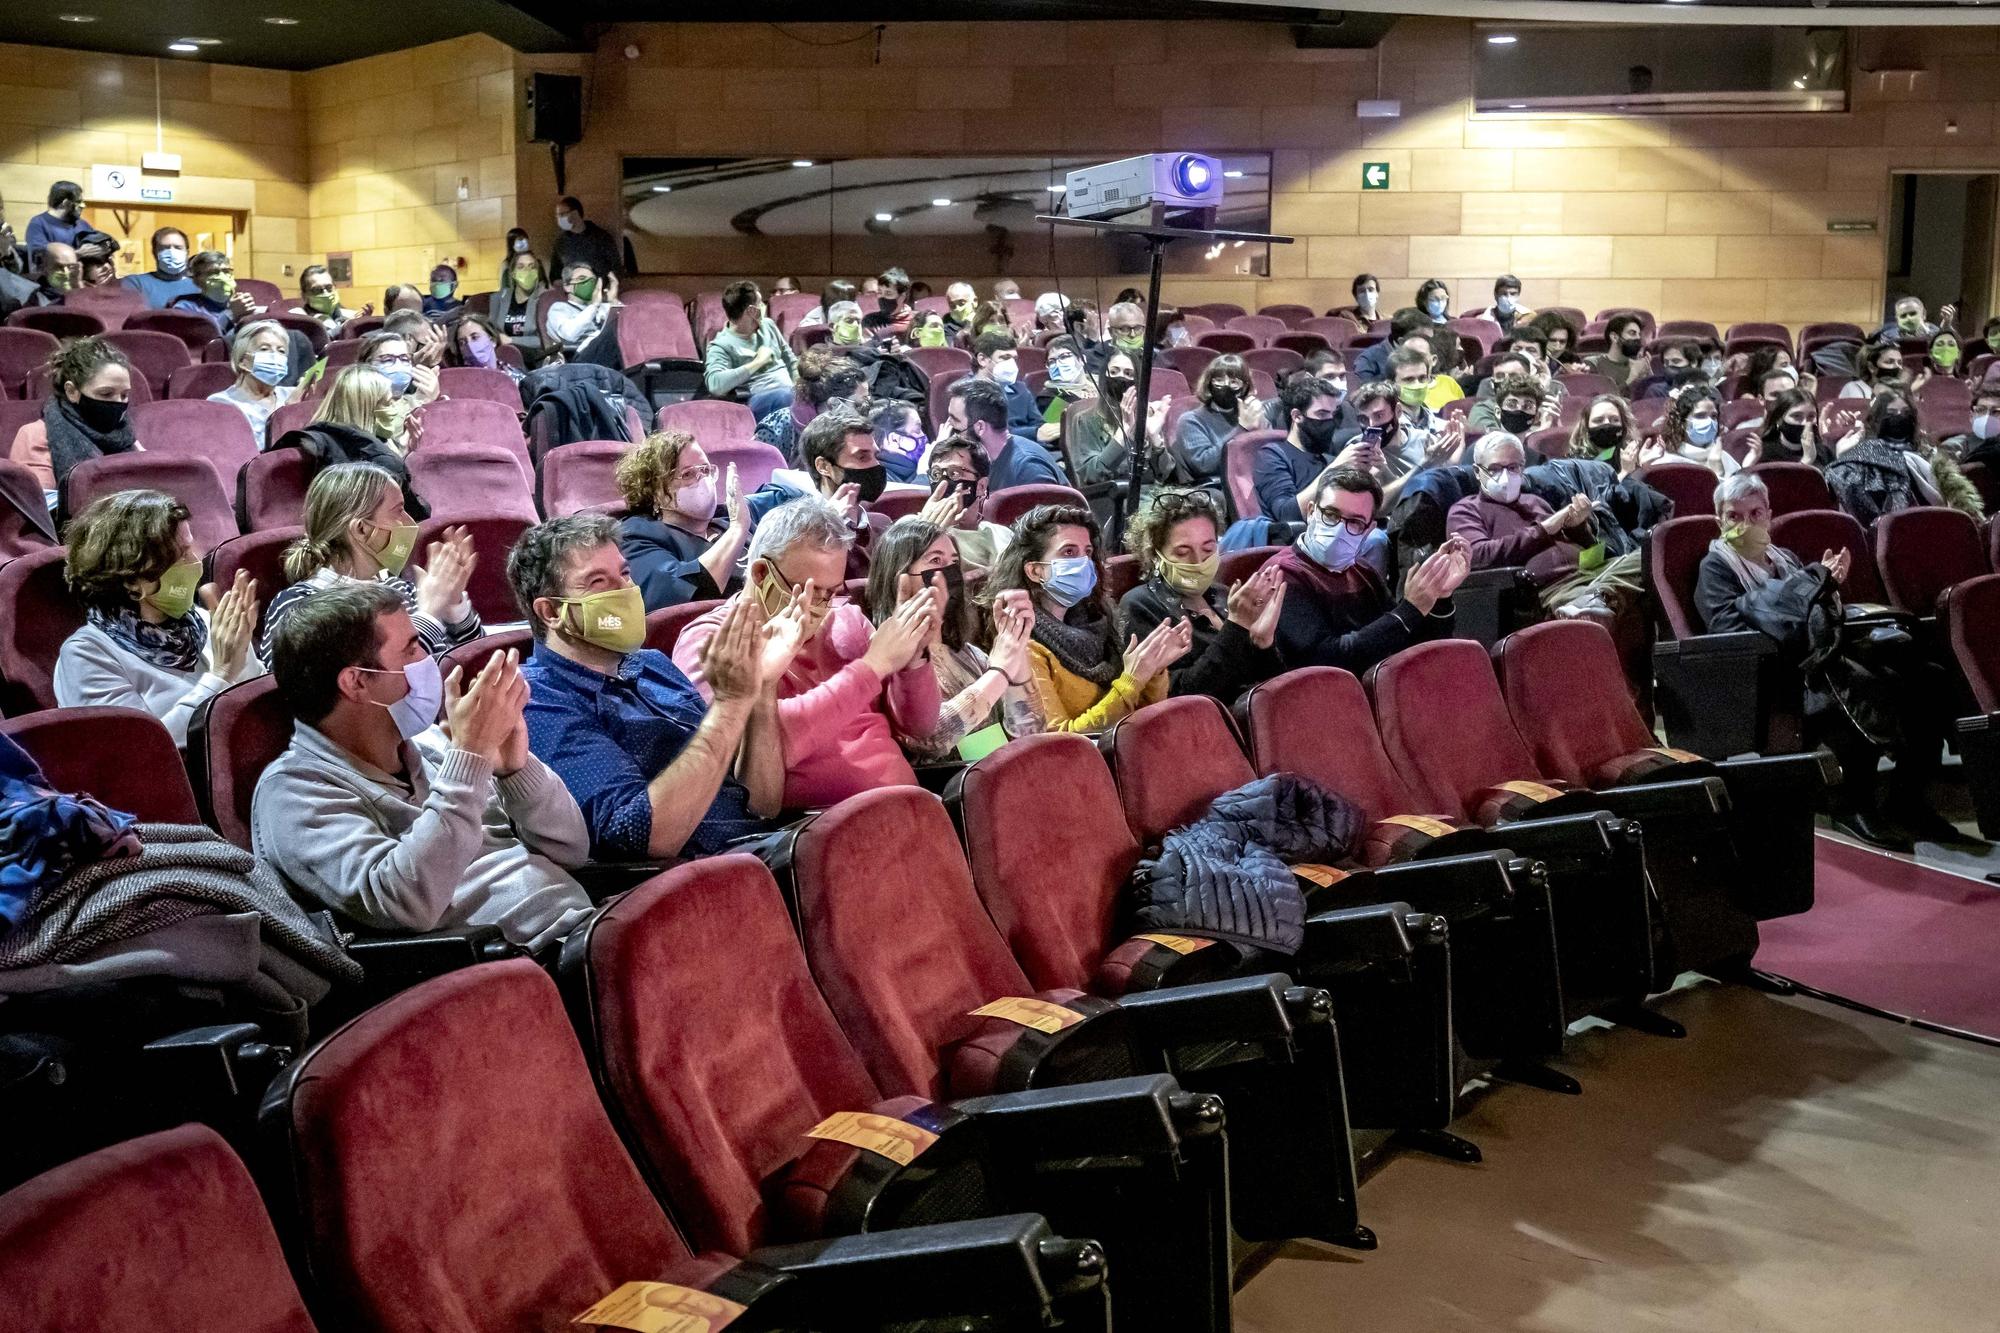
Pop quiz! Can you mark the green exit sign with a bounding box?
[1361,162,1391,190]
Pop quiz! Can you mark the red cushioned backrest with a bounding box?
[1743,461,1833,517]
[540,440,628,517]
[1636,462,1717,521]
[585,854,881,1257]
[643,600,720,655]
[0,1124,318,1333]
[414,513,531,624]
[440,627,535,685]
[654,398,758,448]
[957,732,1140,992]
[0,705,200,822]
[1946,573,2000,713]
[1492,621,1656,787]
[793,787,1034,1100]
[241,448,313,531]
[0,327,58,396]
[103,330,194,397]
[406,444,535,522]
[982,484,1089,528]
[434,366,522,407]
[617,291,698,362]
[1769,508,1885,604]
[121,308,218,355]
[1369,638,1542,819]
[1104,695,1257,846]
[0,458,56,561]
[283,960,692,1332]
[66,454,238,555]
[1875,506,1989,616]
[1649,514,1721,639]
[193,674,291,849]
[1241,666,1417,820]
[0,545,79,715]
[166,361,239,400]
[210,526,302,626]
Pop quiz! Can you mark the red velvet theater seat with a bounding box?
[0,545,80,716]
[1875,505,1989,617]
[0,705,200,823]
[187,674,292,850]
[1948,572,2000,714]
[0,1124,319,1333]
[1646,512,1796,757]
[1769,508,1886,605]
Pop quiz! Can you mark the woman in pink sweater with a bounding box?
[674,496,940,809]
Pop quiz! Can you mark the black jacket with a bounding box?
[259,424,429,524]
[619,514,726,612]
[1119,576,1280,706]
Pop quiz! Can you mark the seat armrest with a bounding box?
[954,1073,1221,1158]
[747,1214,1107,1323]
[339,924,523,979]
[1559,775,1730,820]
[1354,850,1523,917]
[569,860,674,901]
[1300,901,1441,970]
[140,1022,294,1099]
[1113,972,1327,1046]
[1715,749,1840,794]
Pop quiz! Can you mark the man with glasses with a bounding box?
[512,514,789,863]
[1332,378,1465,508]
[169,250,259,335]
[292,263,369,336]
[673,496,942,809]
[1268,467,1468,673]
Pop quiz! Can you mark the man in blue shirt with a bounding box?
[168,250,257,335]
[510,514,793,861]
[972,330,1042,434]
[23,181,84,271]
[950,377,1064,493]
[121,226,198,309]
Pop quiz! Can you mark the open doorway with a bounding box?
[88,207,241,282]
[1885,172,1997,335]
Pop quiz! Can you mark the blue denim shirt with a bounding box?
[521,642,766,861]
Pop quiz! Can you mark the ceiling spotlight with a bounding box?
[1223,169,1245,179]
[931,197,952,207]
[651,185,672,193]
[263,15,300,24]
[1487,33,1518,45]
[167,42,200,53]
[874,211,893,222]
[57,13,97,21]
[1791,78,1806,89]
[791,159,814,168]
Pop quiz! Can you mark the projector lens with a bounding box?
[1176,156,1212,193]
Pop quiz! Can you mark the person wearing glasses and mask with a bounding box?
[54,489,263,747]
[512,513,791,863]
[1118,488,1285,704]
[257,583,593,949]
[292,263,370,336]
[674,496,941,808]
[1270,468,1465,674]
[614,430,751,612]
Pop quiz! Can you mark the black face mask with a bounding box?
[1779,419,1807,446]
[1298,416,1339,454]
[73,395,127,434]
[843,463,889,503]
[1209,385,1240,412]
[1586,423,1624,452]
[878,295,898,314]
[1499,407,1534,435]
[1877,409,1916,442]
[1619,337,1643,358]
[1103,374,1136,401]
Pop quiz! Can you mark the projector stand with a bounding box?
[1038,212,1293,542]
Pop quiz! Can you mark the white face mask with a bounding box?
[512,236,531,253]
[555,214,574,233]
[1480,470,1523,504]
[249,350,289,386]
[1300,515,1367,572]
[361,655,443,740]
[1976,412,2000,441]
[992,360,1020,386]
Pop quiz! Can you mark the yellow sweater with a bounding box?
[1026,641,1168,733]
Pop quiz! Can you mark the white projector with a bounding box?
[1063,153,1224,222]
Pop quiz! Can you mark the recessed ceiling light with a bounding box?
[931,197,952,207]
[264,15,299,24]
[873,211,893,222]
[1792,78,1806,89]
[1223,170,1245,179]
[651,185,672,193]
[1487,33,1517,45]
[167,42,200,53]
[180,36,221,45]
[1507,102,1527,109]
[57,13,97,21]
[791,159,814,168]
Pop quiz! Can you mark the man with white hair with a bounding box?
[1033,291,1070,333]
[1448,432,1592,575]
[674,496,942,808]
[943,281,979,340]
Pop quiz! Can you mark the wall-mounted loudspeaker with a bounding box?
[524,73,583,146]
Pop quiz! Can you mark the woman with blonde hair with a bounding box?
[270,364,429,519]
[615,429,751,611]
[256,462,478,662]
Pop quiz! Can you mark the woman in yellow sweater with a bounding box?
[985,503,1189,732]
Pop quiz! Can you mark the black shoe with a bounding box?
[1890,803,1972,844]
[1832,810,1913,852]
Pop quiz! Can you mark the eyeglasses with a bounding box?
[1109,323,1146,336]
[1316,509,1376,534]
[767,559,844,612]
[671,464,717,486]
[1477,463,1524,479]
[371,354,413,368]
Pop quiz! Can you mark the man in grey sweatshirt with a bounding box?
[253,582,593,953]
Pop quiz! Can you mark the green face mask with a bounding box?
[571,277,597,303]
[557,584,646,653]
[1159,553,1220,597]
[373,398,413,443]
[362,520,419,576]
[430,281,454,300]
[1113,333,1145,352]
[1398,381,1429,406]
[914,325,946,349]
[1722,521,1771,561]
[48,268,78,293]
[832,320,862,346]
[512,269,538,293]
[1898,314,1923,334]
[1934,343,1960,368]
[147,558,202,620]
[307,290,340,315]
[204,273,236,302]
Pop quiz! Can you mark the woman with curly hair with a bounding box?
[863,516,1044,762]
[983,503,1188,732]
[1526,308,1582,371]
[1567,393,1639,472]
[1643,384,1740,477]
[615,429,750,611]
[1117,488,1285,704]
[1825,386,1985,526]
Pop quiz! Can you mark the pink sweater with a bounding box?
[674,597,941,809]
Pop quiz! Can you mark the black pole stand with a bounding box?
[1037,210,1293,544]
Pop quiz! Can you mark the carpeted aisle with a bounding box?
[1234,983,2000,1332]
[1755,835,2000,1040]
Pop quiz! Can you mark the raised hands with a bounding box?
[1402,536,1471,614]
[724,462,748,531]
[862,589,937,677]
[830,481,864,526]
[917,480,965,529]
[1821,547,1853,586]
[1541,492,1593,535]
[415,524,476,620]
[1122,616,1194,685]
[692,595,766,704]
[209,569,258,679]
[985,589,1035,685]
[1426,416,1465,465]
[444,648,528,773]
[1225,562,1288,649]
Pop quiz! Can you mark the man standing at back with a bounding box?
[553,195,624,281]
